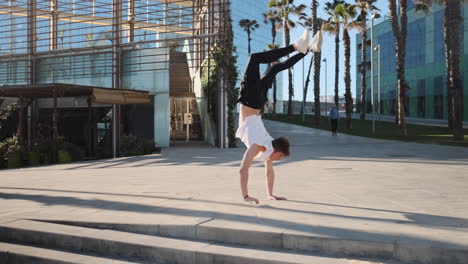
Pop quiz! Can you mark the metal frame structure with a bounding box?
[1,0,232,155]
[0,0,229,77]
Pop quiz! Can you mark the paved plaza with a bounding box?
[0,119,467,263]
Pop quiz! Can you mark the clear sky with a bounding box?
[284,0,390,102]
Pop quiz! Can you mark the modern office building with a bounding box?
[355,2,468,121]
[0,0,281,157]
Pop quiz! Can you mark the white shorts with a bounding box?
[236,115,274,161]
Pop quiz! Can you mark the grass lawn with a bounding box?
[263,113,468,148]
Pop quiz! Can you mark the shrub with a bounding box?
[0,136,22,157]
[58,141,85,162]
[0,104,19,141]
[0,136,24,169]
[58,150,72,163]
[27,151,41,166]
[120,135,154,157]
[32,138,57,164]
[7,152,22,168]
[120,135,144,156]
[142,138,155,155]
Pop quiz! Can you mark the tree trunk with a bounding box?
[312,0,321,126]
[302,57,314,115]
[17,97,24,145]
[334,30,340,106]
[446,0,464,140]
[313,52,321,125]
[271,21,277,114]
[388,0,408,136]
[285,24,293,117]
[343,28,352,129]
[271,22,276,44]
[359,11,368,120]
[273,79,277,114]
[247,30,251,54]
[444,6,453,130]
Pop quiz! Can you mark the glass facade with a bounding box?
[0,0,229,149]
[1,0,274,149]
[355,4,468,121]
[406,18,426,68]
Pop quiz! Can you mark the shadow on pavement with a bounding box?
[1,189,467,230]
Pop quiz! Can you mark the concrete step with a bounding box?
[0,219,398,264]
[0,242,150,264]
[36,219,468,264]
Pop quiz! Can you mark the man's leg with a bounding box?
[248,45,296,65]
[241,45,296,86]
[332,119,338,133]
[261,52,307,87]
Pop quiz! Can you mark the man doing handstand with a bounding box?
[236,29,322,204]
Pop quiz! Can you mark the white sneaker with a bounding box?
[309,30,323,52]
[293,29,309,54]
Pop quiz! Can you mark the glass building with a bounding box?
[355,3,468,121]
[0,0,277,156]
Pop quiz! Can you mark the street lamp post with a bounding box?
[374,44,381,121]
[371,12,380,133]
[323,58,327,116]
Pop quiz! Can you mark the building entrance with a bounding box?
[170,97,202,142]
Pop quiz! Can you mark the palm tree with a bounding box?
[414,0,464,141]
[238,19,260,54]
[297,4,325,125]
[311,0,322,126]
[263,11,281,114]
[263,10,280,44]
[355,0,379,120]
[336,3,359,129]
[268,0,307,117]
[322,0,345,107]
[388,0,409,136]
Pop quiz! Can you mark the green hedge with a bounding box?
[120,135,154,157]
[0,136,85,169]
[0,104,19,141]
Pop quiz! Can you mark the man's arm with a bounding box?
[240,144,261,204]
[265,160,287,200]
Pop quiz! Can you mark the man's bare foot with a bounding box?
[244,196,259,204]
[269,195,287,200]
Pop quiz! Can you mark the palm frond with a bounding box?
[275,22,283,31]
[288,20,296,28]
[322,21,338,34]
[267,43,280,50]
[348,21,361,30]
[268,0,278,8]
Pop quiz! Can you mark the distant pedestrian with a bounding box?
[329,104,339,136]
